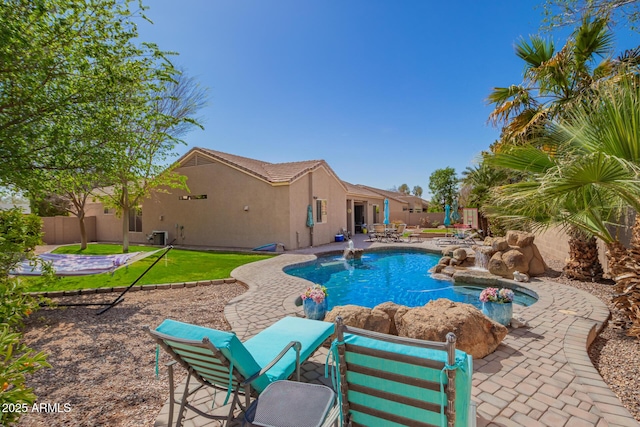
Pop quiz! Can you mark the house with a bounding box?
[41,148,432,249]
[141,148,348,250]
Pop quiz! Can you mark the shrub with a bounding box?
[0,209,52,425]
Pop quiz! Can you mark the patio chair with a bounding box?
[372,223,387,242]
[145,316,334,427]
[328,317,476,427]
[389,223,407,242]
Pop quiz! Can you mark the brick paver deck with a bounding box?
[154,235,639,427]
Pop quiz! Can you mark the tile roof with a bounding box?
[192,148,344,186]
[342,181,384,199]
[353,185,407,202]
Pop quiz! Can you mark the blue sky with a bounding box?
[137,1,638,197]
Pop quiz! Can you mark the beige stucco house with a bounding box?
[140,148,349,250]
[41,148,431,249]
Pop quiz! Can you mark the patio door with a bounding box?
[354,204,364,233]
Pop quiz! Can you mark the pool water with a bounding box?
[285,250,537,310]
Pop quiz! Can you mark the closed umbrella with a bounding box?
[383,199,389,225]
[443,204,451,227]
[306,205,314,227]
[451,199,460,222]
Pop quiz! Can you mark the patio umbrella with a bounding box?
[451,199,461,222]
[306,205,314,227]
[383,199,389,225]
[443,204,451,227]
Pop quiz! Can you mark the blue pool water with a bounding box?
[285,250,537,310]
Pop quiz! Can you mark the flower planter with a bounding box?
[303,298,328,320]
[482,301,513,326]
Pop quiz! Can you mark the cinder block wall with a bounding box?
[534,226,611,274]
[534,227,570,265]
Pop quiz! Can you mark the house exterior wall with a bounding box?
[84,200,146,245]
[142,161,292,249]
[288,167,347,248]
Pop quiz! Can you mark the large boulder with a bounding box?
[374,302,409,335]
[452,248,468,262]
[488,251,509,277]
[395,299,508,359]
[503,249,528,273]
[506,230,535,248]
[484,237,509,252]
[324,305,391,334]
[438,256,452,266]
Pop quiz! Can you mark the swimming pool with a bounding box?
[285,249,537,310]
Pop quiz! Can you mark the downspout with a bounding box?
[309,171,314,247]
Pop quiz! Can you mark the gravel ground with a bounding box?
[17,283,246,427]
[15,262,640,426]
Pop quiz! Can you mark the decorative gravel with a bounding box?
[17,283,246,427]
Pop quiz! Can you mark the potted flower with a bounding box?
[301,284,329,320]
[479,287,514,326]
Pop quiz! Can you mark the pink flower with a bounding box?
[301,284,328,303]
[479,287,514,303]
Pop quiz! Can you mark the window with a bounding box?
[373,205,379,223]
[316,199,327,223]
[128,207,142,232]
[103,207,115,215]
[178,194,207,200]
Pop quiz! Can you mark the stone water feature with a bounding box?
[430,230,547,280]
[343,239,364,260]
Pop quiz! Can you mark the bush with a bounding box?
[0,209,52,426]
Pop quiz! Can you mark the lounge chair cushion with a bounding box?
[154,317,334,393]
[155,319,264,387]
[244,317,334,385]
[342,333,473,427]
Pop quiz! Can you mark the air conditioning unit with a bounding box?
[151,231,168,246]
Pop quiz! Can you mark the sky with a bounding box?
[136,1,639,197]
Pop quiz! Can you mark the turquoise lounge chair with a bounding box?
[328,317,476,427]
[145,316,334,426]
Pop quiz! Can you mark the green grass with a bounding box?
[21,244,274,292]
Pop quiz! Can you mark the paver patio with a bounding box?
[154,234,639,427]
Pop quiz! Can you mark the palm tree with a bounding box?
[488,15,615,149]
[489,80,640,337]
[486,14,640,279]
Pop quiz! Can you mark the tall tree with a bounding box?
[487,15,617,149]
[398,183,410,195]
[428,167,458,210]
[96,71,207,252]
[0,0,172,192]
[412,185,423,197]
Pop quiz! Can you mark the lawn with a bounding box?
[21,244,274,292]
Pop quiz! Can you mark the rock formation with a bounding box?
[325,299,508,358]
[474,230,547,278]
[395,299,508,359]
[324,304,391,334]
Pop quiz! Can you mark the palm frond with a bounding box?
[515,36,555,68]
